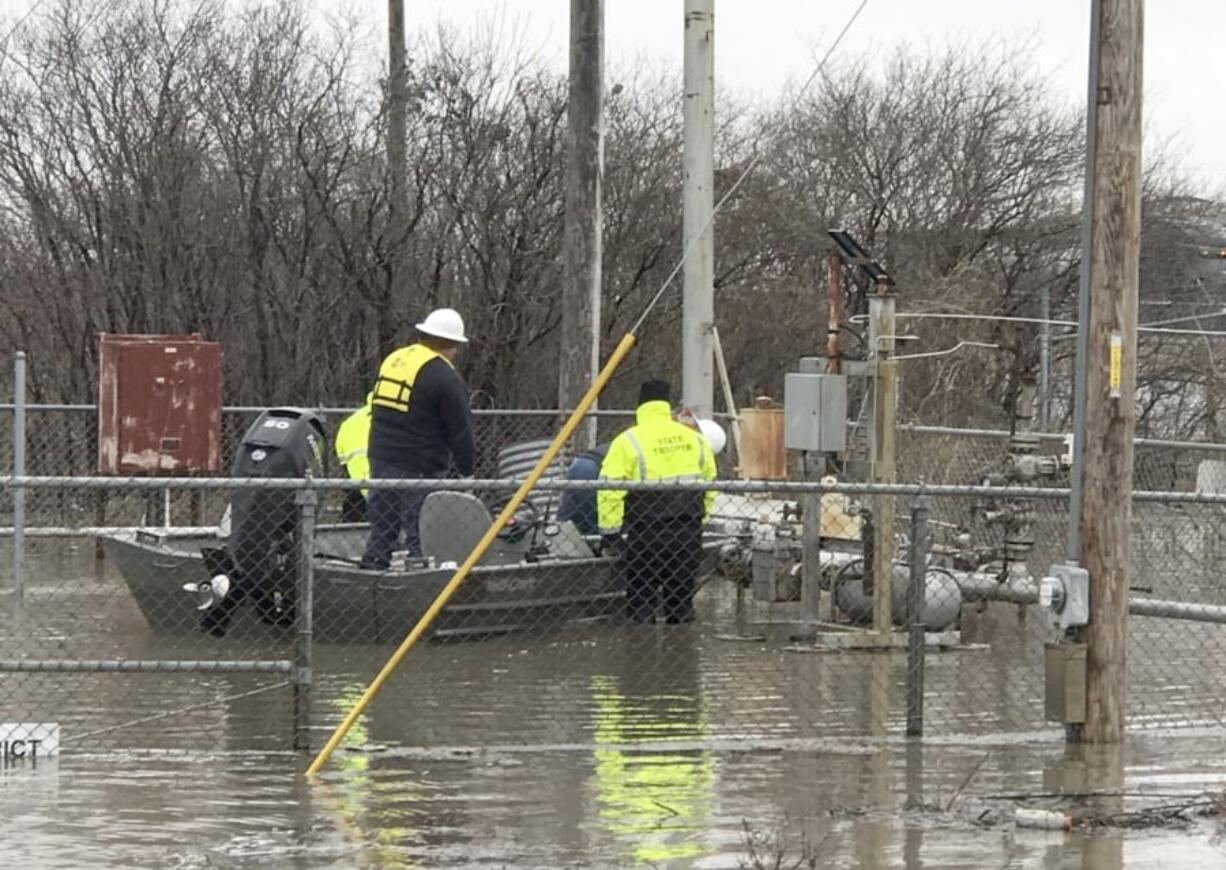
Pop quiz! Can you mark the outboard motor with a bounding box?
[188,408,325,636]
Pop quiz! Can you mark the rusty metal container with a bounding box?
[97,333,222,475]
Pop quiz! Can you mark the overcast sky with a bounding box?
[323,0,1224,189]
[3,0,1224,188]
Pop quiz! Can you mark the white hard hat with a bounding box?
[415,308,468,343]
[697,419,726,456]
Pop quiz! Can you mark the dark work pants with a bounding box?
[362,459,439,567]
[623,517,703,623]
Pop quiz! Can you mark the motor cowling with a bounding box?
[227,408,326,625]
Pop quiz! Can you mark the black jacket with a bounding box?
[368,357,475,475]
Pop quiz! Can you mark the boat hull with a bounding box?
[102,526,724,643]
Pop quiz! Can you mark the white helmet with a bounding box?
[697,419,726,456]
[415,308,468,343]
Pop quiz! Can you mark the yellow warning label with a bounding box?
[1109,332,1123,398]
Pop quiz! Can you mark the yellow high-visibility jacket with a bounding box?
[335,394,372,492]
[597,400,717,533]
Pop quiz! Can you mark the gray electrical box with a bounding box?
[1044,642,1087,724]
[783,373,847,453]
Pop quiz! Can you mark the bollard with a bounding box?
[12,352,27,601]
[905,492,930,736]
[293,488,317,751]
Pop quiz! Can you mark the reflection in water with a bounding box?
[315,683,421,868]
[589,631,714,866]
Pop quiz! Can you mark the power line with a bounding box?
[0,0,48,61]
[631,0,871,334]
[861,310,1226,340]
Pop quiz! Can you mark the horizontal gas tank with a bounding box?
[833,563,962,631]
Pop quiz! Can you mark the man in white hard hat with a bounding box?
[361,308,474,568]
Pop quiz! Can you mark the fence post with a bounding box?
[293,487,317,751]
[905,492,930,737]
[12,351,27,601]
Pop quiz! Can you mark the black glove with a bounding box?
[600,533,622,556]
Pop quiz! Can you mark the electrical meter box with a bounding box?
[783,373,847,453]
[97,333,223,475]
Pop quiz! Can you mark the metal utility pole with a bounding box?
[1073,0,1144,744]
[682,0,715,418]
[387,0,408,305]
[559,0,605,447]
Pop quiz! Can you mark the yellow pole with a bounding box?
[307,332,637,776]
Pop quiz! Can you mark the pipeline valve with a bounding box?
[1039,563,1090,631]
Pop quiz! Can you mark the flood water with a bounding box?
[4,732,1226,868]
[2,540,1226,867]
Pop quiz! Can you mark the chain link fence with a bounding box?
[3,469,1226,757]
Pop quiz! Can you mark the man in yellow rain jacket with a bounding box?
[598,380,717,624]
[334,393,372,522]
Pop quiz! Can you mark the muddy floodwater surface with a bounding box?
[2,541,1226,867]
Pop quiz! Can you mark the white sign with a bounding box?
[0,723,60,760]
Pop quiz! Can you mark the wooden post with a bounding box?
[1075,0,1143,744]
[711,326,742,460]
[559,0,604,448]
[387,0,408,304]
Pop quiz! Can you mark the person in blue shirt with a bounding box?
[558,443,609,535]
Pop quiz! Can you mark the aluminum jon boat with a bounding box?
[102,491,736,643]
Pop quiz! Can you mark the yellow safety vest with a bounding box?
[597,400,717,532]
[371,344,450,413]
[334,399,372,489]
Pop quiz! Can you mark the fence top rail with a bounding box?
[5,473,1072,499]
[0,404,1216,450]
[0,403,646,418]
[899,423,1226,454]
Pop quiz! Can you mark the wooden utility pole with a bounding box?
[1074,0,1144,744]
[387,0,408,306]
[559,0,604,447]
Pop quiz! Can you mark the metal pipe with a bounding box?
[0,526,223,537]
[800,484,820,632]
[12,351,26,601]
[1126,597,1226,625]
[906,494,930,737]
[952,572,1226,626]
[0,659,292,672]
[294,490,317,751]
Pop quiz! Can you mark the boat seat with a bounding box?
[419,491,527,567]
